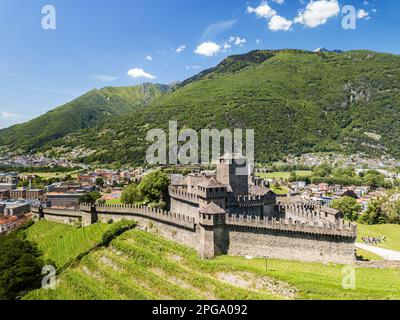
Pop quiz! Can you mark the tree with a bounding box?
[95,177,105,187]
[363,172,385,190]
[343,190,358,199]
[313,164,332,178]
[0,234,44,300]
[79,191,101,204]
[382,200,400,224]
[121,184,142,205]
[288,171,298,182]
[331,196,362,221]
[359,199,387,225]
[138,170,169,205]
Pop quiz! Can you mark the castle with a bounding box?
[170,153,344,226]
[32,153,357,264]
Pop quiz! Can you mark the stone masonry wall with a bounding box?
[32,205,357,264]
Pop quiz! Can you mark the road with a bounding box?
[356,243,400,261]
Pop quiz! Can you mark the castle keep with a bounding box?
[32,154,357,264]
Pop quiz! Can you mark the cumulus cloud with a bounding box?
[294,0,340,28]
[176,45,186,53]
[269,15,293,31]
[127,68,156,79]
[195,41,222,57]
[145,55,153,61]
[247,2,276,19]
[272,0,285,3]
[229,36,247,46]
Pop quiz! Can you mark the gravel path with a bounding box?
[356,243,400,261]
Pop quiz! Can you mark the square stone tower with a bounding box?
[216,153,249,196]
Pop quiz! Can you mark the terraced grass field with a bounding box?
[24,228,400,300]
[26,220,111,268]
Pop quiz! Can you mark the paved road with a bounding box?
[356,243,400,261]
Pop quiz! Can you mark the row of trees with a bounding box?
[287,164,393,189]
[331,195,400,224]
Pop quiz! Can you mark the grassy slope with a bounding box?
[0,84,168,152]
[357,224,400,252]
[25,228,400,300]
[60,50,400,164]
[26,220,111,268]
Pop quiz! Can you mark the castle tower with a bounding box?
[216,153,249,196]
[197,178,227,209]
[198,202,228,259]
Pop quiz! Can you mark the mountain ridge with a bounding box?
[1,49,400,164]
[0,83,170,152]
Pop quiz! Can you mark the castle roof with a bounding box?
[198,178,226,189]
[249,185,272,196]
[199,202,226,215]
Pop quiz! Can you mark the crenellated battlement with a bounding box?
[169,186,199,204]
[226,214,357,238]
[236,194,276,207]
[92,203,196,229]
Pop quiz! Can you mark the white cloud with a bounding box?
[229,36,247,46]
[256,39,261,44]
[186,65,201,70]
[272,0,285,3]
[145,55,153,61]
[195,41,222,57]
[223,42,232,51]
[247,2,277,19]
[294,0,340,28]
[268,15,293,31]
[176,45,186,53]
[127,68,156,79]
[357,9,369,19]
[1,111,20,119]
[202,20,237,39]
[92,74,118,82]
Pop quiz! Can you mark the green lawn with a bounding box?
[356,248,383,261]
[257,171,313,180]
[25,228,400,300]
[26,220,111,268]
[357,224,400,252]
[105,198,122,205]
[270,186,290,195]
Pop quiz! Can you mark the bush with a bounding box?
[101,220,137,245]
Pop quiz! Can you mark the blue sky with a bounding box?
[0,0,398,129]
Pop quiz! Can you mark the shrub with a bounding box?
[101,220,137,245]
[0,233,44,300]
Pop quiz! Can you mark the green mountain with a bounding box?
[2,49,400,164]
[0,83,169,152]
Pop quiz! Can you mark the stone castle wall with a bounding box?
[31,204,357,265]
[226,215,356,264]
